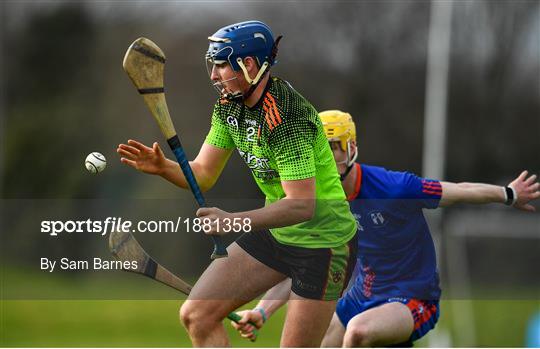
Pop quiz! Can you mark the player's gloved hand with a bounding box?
[231,308,266,341]
[117,139,167,175]
[508,170,540,212]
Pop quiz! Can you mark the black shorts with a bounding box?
[236,230,358,301]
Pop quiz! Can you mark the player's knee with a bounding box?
[179,301,194,329]
[344,322,372,347]
[179,301,220,333]
[180,300,223,335]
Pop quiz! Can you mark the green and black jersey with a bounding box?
[205,77,356,248]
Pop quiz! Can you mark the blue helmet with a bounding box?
[206,20,279,72]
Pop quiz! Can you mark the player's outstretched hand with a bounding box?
[117,140,167,175]
[231,309,265,341]
[509,170,540,212]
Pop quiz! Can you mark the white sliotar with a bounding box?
[85,152,107,173]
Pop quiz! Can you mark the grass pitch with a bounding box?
[2,299,537,347]
[1,268,537,347]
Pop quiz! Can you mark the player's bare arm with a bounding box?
[439,170,539,210]
[117,140,232,192]
[197,177,316,235]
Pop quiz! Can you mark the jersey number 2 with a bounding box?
[247,127,256,142]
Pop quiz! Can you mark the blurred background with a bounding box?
[1,0,539,347]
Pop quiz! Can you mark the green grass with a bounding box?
[1,300,287,347]
[1,267,538,347]
[416,300,539,347]
[1,267,287,347]
[2,299,538,347]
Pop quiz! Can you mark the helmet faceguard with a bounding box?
[205,46,244,100]
[320,110,358,178]
[205,20,282,101]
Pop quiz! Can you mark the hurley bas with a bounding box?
[40,257,138,272]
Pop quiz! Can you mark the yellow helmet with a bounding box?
[319,110,356,152]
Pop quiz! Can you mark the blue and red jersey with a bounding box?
[346,163,442,301]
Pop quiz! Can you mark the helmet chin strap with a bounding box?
[237,58,269,85]
[340,164,354,181]
[218,62,269,102]
[234,58,270,101]
[338,142,358,181]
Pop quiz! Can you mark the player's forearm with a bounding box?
[159,159,215,192]
[231,199,315,231]
[439,181,506,207]
[255,279,292,318]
